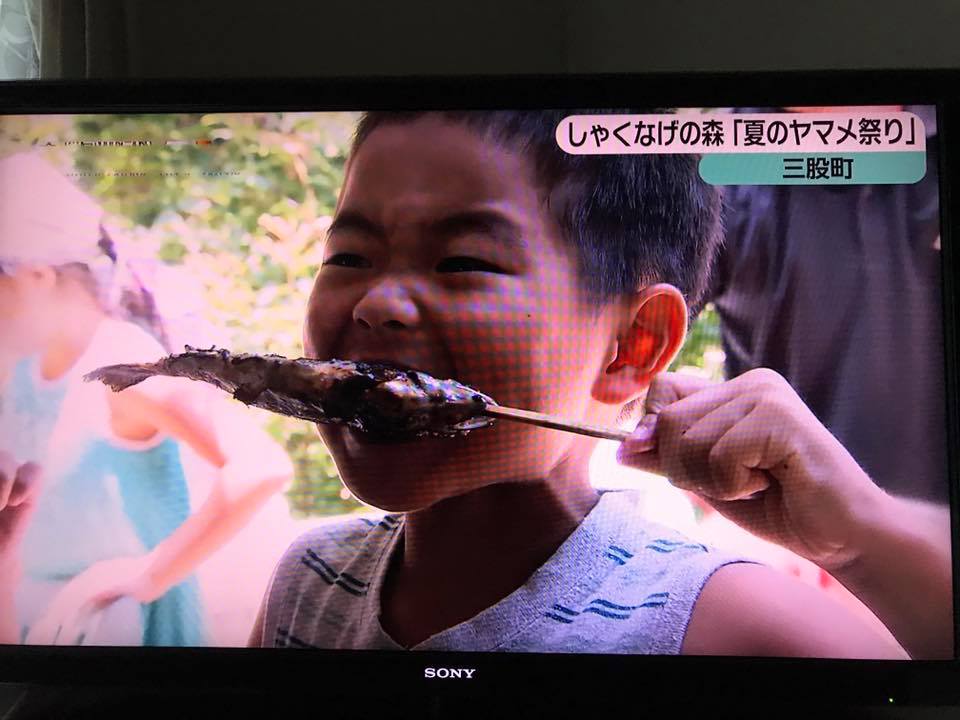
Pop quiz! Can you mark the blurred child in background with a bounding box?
[136,259,312,646]
[0,153,293,646]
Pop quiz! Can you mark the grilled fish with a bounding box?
[83,347,495,439]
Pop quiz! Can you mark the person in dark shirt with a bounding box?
[708,106,946,503]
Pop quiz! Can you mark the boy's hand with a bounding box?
[616,369,886,573]
[0,452,42,570]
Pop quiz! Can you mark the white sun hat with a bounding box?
[0,151,126,316]
[0,152,107,265]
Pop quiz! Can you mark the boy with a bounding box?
[245,110,920,658]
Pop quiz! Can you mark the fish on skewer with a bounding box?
[83,347,495,440]
[84,347,635,443]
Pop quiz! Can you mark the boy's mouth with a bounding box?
[345,427,424,446]
[349,356,433,376]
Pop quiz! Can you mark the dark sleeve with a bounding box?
[705,184,779,381]
[706,184,763,305]
[703,198,732,303]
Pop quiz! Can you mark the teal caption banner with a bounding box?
[699,152,926,186]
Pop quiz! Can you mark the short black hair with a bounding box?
[351,110,723,318]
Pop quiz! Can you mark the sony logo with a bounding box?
[424,667,476,679]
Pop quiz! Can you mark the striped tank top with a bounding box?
[259,490,759,653]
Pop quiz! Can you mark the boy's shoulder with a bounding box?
[487,492,763,655]
[590,489,712,553]
[261,510,401,648]
[278,510,401,567]
[266,510,400,603]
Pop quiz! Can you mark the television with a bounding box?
[0,71,957,718]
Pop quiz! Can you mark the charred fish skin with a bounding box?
[83,347,495,438]
[356,368,493,437]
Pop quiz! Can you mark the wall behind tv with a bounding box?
[37,0,960,79]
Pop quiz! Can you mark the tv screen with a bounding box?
[0,73,957,714]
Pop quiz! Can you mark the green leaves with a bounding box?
[670,303,725,381]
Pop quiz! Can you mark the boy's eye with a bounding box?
[435,256,506,274]
[323,253,372,269]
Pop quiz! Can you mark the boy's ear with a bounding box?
[591,283,687,405]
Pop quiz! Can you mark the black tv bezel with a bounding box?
[0,70,958,711]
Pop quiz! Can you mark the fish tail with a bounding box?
[82,363,160,391]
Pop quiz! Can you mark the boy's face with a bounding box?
[303,116,623,511]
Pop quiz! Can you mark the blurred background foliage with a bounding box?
[0,112,723,518]
[671,303,724,380]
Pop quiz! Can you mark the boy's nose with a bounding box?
[353,280,421,331]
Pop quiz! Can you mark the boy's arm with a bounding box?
[831,493,953,660]
[683,563,909,659]
[619,370,953,659]
[249,538,298,648]
[248,595,266,648]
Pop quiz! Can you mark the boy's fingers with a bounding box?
[619,373,719,458]
[623,395,771,502]
[648,367,793,419]
[616,444,662,475]
[644,372,716,414]
[645,376,741,450]
[660,396,757,492]
[619,412,659,455]
[643,368,795,455]
[703,410,773,500]
[620,370,795,480]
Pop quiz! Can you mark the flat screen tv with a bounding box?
[0,71,958,717]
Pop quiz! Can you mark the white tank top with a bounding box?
[259,490,759,654]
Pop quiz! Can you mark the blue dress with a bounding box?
[3,354,206,646]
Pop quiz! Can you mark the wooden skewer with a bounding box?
[483,404,632,443]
